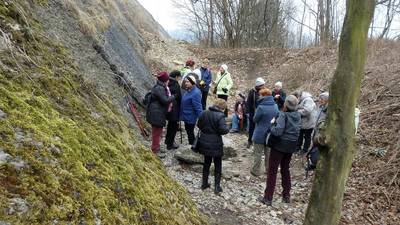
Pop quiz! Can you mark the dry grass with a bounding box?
[61,0,113,36]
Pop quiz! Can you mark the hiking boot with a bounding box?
[246,141,252,149]
[214,186,223,194]
[258,196,272,206]
[166,142,179,150]
[282,196,290,203]
[201,183,210,190]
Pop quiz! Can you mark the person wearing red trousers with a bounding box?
[145,72,175,156]
[258,95,301,206]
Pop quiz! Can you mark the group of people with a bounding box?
[145,58,339,204]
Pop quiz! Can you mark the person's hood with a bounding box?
[300,91,313,101]
[285,111,301,123]
[258,96,276,105]
[209,106,223,113]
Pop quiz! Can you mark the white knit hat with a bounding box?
[221,64,228,71]
[186,75,196,85]
[319,92,329,100]
[255,77,265,87]
[275,81,283,88]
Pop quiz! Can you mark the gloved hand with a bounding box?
[222,88,228,93]
[199,80,206,88]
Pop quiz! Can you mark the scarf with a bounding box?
[165,83,173,112]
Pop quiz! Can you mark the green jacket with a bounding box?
[214,71,233,96]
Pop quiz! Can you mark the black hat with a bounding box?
[169,70,181,78]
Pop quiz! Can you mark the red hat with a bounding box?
[185,59,195,67]
[157,71,169,82]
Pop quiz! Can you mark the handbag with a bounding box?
[213,73,227,95]
[191,130,201,153]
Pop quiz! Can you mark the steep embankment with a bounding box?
[0,1,206,224]
[189,42,400,224]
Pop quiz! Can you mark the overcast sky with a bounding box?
[138,0,400,39]
[137,0,179,31]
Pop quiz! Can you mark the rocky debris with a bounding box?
[0,149,27,170]
[0,108,6,119]
[0,221,11,225]
[162,133,311,224]
[0,149,12,165]
[7,197,29,216]
[174,147,204,164]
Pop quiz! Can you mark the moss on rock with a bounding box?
[0,1,207,224]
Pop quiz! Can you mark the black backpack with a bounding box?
[143,91,152,106]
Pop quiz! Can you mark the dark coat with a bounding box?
[146,80,175,127]
[166,78,182,122]
[270,110,301,154]
[272,89,286,110]
[197,106,229,157]
[246,88,261,115]
[252,96,279,144]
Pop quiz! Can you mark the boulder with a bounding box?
[174,147,204,164]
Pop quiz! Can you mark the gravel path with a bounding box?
[161,132,314,225]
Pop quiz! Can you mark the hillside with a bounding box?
[0,0,206,224]
[187,41,399,224]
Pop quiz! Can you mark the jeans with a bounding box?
[185,123,196,145]
[217,95,228,117]
[165,120,179,146]
[264,149,292,201]
[202,91,209,110]
[251,144,270,176]
[151,126,163,153]
[203,155,222,187]
[231,114,240,131]
[298,128,313,152]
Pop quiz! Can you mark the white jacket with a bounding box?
[297,92,318,129]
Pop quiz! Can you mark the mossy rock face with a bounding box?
[0,1,207,224]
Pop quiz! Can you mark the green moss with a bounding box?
[0,1,207,224]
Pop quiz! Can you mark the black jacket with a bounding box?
[272,89,286,110]
[246,88,261,115]
[166,78,181,122]
[197,106,229,157]
[270,110,301,154]
[146,80,175,127]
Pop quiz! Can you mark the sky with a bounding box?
[138,0,400,41]
[137,0,179,31]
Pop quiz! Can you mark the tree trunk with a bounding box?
[304,0,375,225]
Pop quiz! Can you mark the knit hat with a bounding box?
[157,71,169,82]
[255,77,265,87]
[319,92,329,100]
[284,95,299,111]
[186,75,196,85]
[186,59,195,67]
[221,64,228,71]
[169,70,181,78]
[275,81,283,88]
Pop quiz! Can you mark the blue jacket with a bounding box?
[200,67,212,92]
[180,86,203,124]
[252,96,279,144]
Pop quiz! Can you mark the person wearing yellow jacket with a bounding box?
[214,64,233,116]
